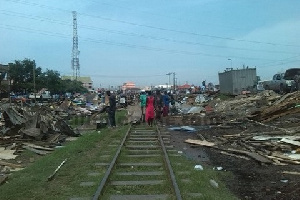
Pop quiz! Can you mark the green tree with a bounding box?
[8,59,42,93]
[8,58,89,95]
[60,79,88,94]
[40,69,61,94]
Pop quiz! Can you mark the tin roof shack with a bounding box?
[218,67,257,95]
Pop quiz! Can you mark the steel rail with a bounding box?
[156,125,183,200]
[92,124,132,200]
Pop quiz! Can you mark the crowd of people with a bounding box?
[104,89,174,128]
[140,90,173,127]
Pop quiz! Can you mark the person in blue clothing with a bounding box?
[139,90,147,122]
[162,91,170,117]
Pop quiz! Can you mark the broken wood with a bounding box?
[224,148,273,164]
[222,134,241,138]
[267,155,300,165]
[282,171,300,175]
[0,160,23,168]
[220,151,250,160]
[23,145,48,155]
[23,143,54,151]
[48,133,61,143]
[185,139,215,147]
[47,158,67,181]
[280,138,300,147]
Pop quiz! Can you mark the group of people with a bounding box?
[105,89,173,128]
[140,90,171,127]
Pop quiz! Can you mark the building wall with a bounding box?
[219,68,257,95]
[218,70,233,94]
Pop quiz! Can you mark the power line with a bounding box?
[85,74,167,78]
[0,23,297,64]
[88,0,247,32]
[0,10,298,56]
[4,0,300,48]
[259,56,300,67]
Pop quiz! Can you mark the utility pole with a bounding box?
[71,11,80,80]
[173,72,176,92]
[166,72,172,89]
[33,65,36,105]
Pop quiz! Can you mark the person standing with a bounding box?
[139,90,147,122]
[162,91,170,117]
[145,91,155,127]
[106,91,116,127]
[154,90,163,123]
[294,74,300,91]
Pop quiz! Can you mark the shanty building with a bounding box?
[122,82,140,93]
[218,67,257,95]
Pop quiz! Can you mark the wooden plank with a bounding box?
[267,155,300,165]
[111,180,164,186]
[23,146,48,155]
[23,143,54,151]
[0,160,23,168]
[119,163,162,167]
[226,148,272,164]
[184,139,215,147]
[282,171,300,175]
[47,158,67,181]
[116,171,164,176]
[280,138,300,147]
[220,151,250,160]
[110,194,168,200]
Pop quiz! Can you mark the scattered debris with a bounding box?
[194,165,204,170]
[0,147,17,159]
[0,174,8,185]
[169,126,196,132]
[185,139,215,147]
[47,158,68,181]
[209,179,219,188]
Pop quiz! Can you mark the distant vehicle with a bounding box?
[256,81,265,92]
[29,90,52,101]
[263,68,300,93]
[10,95,27,103]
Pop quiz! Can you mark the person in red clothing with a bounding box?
[145,91,155,127]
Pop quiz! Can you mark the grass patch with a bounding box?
[0,125,129,200]
[0,117,237,199]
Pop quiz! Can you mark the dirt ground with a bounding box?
[166,117,300,200]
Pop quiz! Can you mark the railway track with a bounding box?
[91,124,182,200]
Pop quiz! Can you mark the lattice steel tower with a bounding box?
[71,11,80,79]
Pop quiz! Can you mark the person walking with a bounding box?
[139,90,147,122]
[162,91,170,117]
[145,91,155,127]
[154,90,163,123]
[106,90,116,127]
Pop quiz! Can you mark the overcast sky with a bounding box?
[1,0,300,88]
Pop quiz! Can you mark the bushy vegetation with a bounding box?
[7,58,87,95]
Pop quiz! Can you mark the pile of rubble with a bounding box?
[0,98,109,182]
[184,91,300,166]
